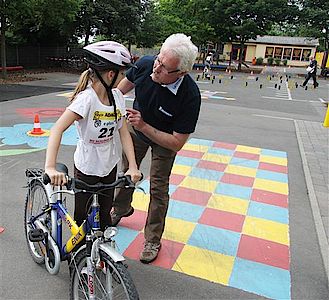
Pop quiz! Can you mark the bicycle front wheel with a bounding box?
[70,248,139,300]
[24,180,50,264]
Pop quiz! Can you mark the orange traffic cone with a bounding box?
[29,114,45,135]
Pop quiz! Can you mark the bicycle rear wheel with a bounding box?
[24,180,50,264]
[70,248,139,300]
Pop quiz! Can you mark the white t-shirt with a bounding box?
[68,86,125,176]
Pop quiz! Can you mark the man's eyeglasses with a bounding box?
[154,55,180,74]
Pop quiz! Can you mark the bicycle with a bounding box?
[24,162,141,300]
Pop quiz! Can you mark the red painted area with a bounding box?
[169,174,185,185]
[171,187,212,206]
[213,141,237,150]
[237,234,290,270]
[233,151,260,161]
[123,233,184,269]
[259,162,288,174]
[118,209,146,231]
[0,66,23,71]
[197,160,227,172]
[16,107,65,119]
[199,208,245,232]
[177,149,204,159]
[220,173,255,187]
[251,189,288,208]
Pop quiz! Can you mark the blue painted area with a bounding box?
[261,149,287,158]
[229,258,291,299]
[230,157,259,169]
[248,201,289,224]
[188,224,241,257]
[215,182,252,200]
[189,167,223,181]
[0,123,78,148]
[209,96,226,99]
[256,169,288,183]
[114,226,139,254]
[188,138,214,146]
[174,156,199,167]
[169,184,178,195]
[208,147,234,156]
[168,200,204,223]
[138,180,150,192]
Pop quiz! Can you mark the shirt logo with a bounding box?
[159,106,173,117]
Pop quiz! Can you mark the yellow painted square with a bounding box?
[182,143,209,153]
[225,164,257,177]
[162,217,196,244]
[172,244,234,285]
[180,177,218,193]
[253,178,289,195]
[171,164,192,176]
[207,194,249,215]
[236,145,261,154]
[202,153,232,164]
[243,216,289,245]
[260,155,288,166]
[131,191,149,212]
[57,92,73,98]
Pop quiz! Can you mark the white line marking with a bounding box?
[286,82,292,100]
[253,114,294,121]
[262,96,318,102]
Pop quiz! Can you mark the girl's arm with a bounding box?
[118,120,141,183]
[45,109,80,185]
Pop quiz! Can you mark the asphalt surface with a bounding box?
[0,69,328,299]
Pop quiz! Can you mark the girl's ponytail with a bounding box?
[69,68,92,102]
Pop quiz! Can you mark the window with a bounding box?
[265,47,274,58]
[274,47,283,59]
[302,49,311,61]
[283,48,292,60]
[292,48,302,60]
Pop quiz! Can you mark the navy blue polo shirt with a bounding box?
[126,56,201,143]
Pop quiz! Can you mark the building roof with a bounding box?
[248,35,319,47]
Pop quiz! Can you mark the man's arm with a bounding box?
[117,77,135,95]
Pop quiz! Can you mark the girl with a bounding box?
[45,41,141,230]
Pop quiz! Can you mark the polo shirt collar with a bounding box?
[161,76,184,95]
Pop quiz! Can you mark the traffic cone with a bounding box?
[29,114,45,135]
[0,227,4,234]
[323,106,329,128]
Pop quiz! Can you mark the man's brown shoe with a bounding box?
[140,242,161,264]
[110,207,134,226]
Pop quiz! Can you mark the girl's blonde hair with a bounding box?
[69,68,93,102]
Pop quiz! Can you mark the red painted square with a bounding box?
[171,187,212,206]
[197,160,227,172]
[16,107,65,118]
[123,233,185,269]
[237,234,290,270]
[177,149,204,159]
[118,209,147,231]
[199,208,245,232]
[213,141,237,150]
[220,173,255,187]
[259,162,288,174]
[251,189,288,208]
[233,151,260,161]
[169,174,185,185]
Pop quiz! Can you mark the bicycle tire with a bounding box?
[24,180,50,264]
[70,248,139,300]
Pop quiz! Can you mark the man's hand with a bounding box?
[126,108,146,131]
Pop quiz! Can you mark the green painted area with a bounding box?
[0,148,45,156]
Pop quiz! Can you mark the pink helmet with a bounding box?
[83,41,133,70]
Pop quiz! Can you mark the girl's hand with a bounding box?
[125,168,142,184]
[45,167,67,186]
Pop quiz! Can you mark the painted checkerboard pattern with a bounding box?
[115,138,290,299]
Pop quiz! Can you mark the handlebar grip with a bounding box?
[43,173,51,185]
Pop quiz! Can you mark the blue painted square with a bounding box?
[261,149,287,158]
[169,184,177,195]
[188,138,214,146]
[229,257,291,299]
[188,224,240,257]
[256,169,288,183]
[248,201,289,224]
[215,182,252,200]
[114,227,139,254]
[230,157,259,168]
[174,156,199,167]
[189,167,223,181]
[208,147,234,157]
[168,199,204,222]
[138,180,150,192]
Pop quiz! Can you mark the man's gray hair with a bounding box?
[160,33,198,73]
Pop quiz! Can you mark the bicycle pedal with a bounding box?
[28,228,45,242]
